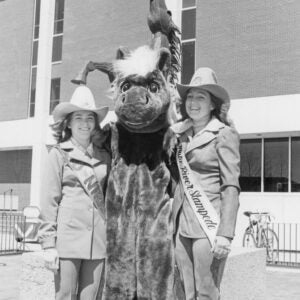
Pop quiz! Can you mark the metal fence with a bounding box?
[0,211,26,254]
[267,223,300,268]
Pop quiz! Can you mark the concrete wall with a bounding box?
[0,0,34,121]
[229,94,300,137]
[195,0,300,99]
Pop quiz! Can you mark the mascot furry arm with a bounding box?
[72,1,181,299]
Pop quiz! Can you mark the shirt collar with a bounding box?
[60,140,74,150]
[171,117,225,136]
[70,137,94,158]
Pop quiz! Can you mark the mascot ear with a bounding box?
[94,62,115,83]
[116,46,130,60]
[157,48,171,72]
[71,61,115,84]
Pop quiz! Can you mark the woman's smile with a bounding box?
[185,88,214,122]
[69,111,96,146]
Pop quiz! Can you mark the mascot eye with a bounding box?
[149,82,159,93]
[121,82,131,93]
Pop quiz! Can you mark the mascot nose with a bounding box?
[123,87,150,105]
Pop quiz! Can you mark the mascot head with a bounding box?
[71,0,181,133]
[109,46,172,133]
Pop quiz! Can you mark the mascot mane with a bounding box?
[114,46,160,78]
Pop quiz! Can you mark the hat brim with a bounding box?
[53,103,109,123]
[176,83,230,104]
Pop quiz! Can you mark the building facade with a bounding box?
[0,0,299,244]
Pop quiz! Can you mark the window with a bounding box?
[29,67,37,117]
[181,1,196,84]
[240,137,299,193]
[291,137,300,192]
[54,0,64,34]
[29,0,64,117]
[181,9,196,40]
[0,150,32,183]
[52,0,64,63]
[52,35,63,62]
[50,0,64,114]
[182,0,195,9]
[29,0,41,117]
[50,78,61,113]
[264,138,288,192]
[240,139,261,192]
[181,41,195,84]
[33,0,41,39]
[32,40,39,67]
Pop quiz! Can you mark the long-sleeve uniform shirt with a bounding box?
[172,117,240,239]
[38,140,111,259]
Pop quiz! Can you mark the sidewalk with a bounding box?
[0,254,21,300]
[266,266,300,300]
[1,254,300,299]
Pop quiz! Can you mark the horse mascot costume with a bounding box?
[72,1,181,299]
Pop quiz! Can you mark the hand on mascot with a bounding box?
[43,248,59,273]
[211,236,232,260]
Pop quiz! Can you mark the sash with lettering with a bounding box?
[55,146,105,220]
[176,143,219,246]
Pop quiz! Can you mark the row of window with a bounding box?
[29,0,195,117]
[0,150,32,184]
[2,136,300,194]
[240,137,300,192]
[29,0,64,117]
[181,0,196,84]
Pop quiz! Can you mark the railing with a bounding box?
[0,211,26,254]
[0,189,19,212]
[268,223,300,268]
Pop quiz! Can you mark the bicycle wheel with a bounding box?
[261,228,279,263]
[242,230,257,248]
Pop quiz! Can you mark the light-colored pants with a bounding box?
[175,233,227,300]
[54,258,105,300]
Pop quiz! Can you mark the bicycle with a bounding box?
[242,211,279,263]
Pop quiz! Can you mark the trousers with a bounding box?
[175,233,227,300]
[54,258,105,300]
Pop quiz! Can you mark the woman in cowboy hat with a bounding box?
[172,68,240,300]
[38,85,110,300]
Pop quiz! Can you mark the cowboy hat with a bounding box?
[176,67,230,105]
[52,85,109,122]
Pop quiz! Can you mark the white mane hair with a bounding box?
[113,46,160,78]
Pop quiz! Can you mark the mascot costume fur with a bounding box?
[72,1,181,299]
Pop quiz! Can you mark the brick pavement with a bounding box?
[0,254,300,300]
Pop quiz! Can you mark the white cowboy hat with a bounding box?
[52,85,109,122]
[176,67,230,105]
